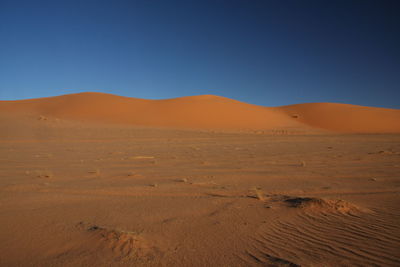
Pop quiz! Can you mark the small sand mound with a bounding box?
[78,223,159,260]
[284,197,361,213]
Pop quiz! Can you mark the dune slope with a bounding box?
[280,102,400,133]
[0,92,399,133]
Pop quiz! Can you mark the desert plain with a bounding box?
[0,92,399,266]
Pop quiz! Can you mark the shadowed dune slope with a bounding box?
[0,92,399,133]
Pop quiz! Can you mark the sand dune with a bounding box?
[0,92,299,130]
[280,102,400,133]
[1,92,399,133]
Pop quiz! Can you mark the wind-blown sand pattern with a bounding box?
[0,93,399,266]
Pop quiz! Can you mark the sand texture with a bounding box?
[0,93,399,266]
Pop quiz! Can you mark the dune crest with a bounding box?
[1,92,399,133]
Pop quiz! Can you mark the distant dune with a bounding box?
[280,102,400,133]
[0,92,399,133]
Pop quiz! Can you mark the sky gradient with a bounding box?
[0,0,399,108]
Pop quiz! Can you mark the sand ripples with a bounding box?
[245,197,400,266]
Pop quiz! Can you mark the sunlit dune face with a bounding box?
[1,92,399,133]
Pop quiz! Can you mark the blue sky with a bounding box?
[0,0,399,108]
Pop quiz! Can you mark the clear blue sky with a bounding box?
[1,0,399,108]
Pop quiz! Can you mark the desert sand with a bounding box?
[0,92,399,266]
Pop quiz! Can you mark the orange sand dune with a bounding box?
[280,102,400,133]
[0,92,399,133]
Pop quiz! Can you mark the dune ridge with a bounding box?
[1,92,399,133]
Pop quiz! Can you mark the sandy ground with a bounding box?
[0,112,399,267]
[1,93,400,266]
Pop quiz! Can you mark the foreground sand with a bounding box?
[0,112,399,266]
